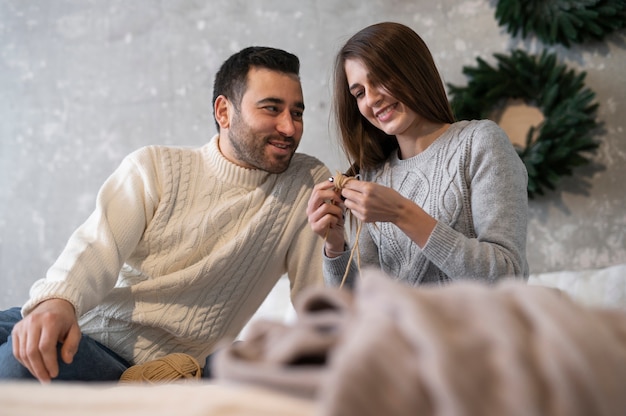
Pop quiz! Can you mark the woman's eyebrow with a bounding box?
[349,83,361,93]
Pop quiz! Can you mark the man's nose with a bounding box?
[276,111,297,137]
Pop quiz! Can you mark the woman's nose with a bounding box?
[365,88,383,107]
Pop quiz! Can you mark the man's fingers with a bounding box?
[38,329,61,380]
[19,328,52,383]
[11,327,21,362]
[60,324,81,364]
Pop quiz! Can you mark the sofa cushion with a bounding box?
[529,263,626,309]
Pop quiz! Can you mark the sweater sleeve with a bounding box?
[323,251,352,288]
[22,147,161,318]
[422,121,529,282]
[286,161,332,300]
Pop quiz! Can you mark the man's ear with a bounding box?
[214,95,231,129]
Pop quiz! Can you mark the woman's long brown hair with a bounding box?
[332,22,455,175]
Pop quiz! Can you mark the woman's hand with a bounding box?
[341,180,437,247]
[306,179,346,256]
[340,180,405,223]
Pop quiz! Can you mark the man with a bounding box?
[0,46,330,382]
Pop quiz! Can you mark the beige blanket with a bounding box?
[0,382,316,416]
[214,268,626,416]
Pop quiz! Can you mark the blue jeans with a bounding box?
[0,307,215,381]
[0,307,131,381]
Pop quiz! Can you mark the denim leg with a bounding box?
[202,341,241,379]
[202,352,214,379]
[0,307,131,381]
[54,336,131,381]
[0,307,33,379]
[0,307,23,344]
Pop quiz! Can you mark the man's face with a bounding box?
[218,67,305,174]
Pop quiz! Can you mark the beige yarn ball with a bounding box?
[119,353,202,383]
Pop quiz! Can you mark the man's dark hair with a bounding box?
[212,46,301,131]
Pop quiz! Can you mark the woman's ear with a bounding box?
[214,95,231,130]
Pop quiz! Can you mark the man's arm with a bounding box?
[286,161,331,298]
[22,148,160,318]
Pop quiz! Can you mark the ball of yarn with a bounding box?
[119,353,202,383]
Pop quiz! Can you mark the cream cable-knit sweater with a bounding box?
[324,120,529,287]
[23,135,330,365]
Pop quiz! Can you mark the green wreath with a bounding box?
[495,0,626,47]
[447,49,600,198]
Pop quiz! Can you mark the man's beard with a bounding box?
[227,111,295,174]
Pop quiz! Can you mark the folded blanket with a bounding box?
[214,268,626,416]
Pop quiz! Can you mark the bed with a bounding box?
[2,262,626,416]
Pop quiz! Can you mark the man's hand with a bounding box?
[306,180,346,255]
[11,298,81,382]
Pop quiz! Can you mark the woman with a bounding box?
[307,22,529,288]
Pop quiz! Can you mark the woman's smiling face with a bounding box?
[344,58,422,139]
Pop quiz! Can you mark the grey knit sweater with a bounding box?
[23,135,330,365]
[324,120,529,287]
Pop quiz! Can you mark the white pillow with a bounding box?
[528,263,626,309]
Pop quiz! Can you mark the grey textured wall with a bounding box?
[1,0,625,309]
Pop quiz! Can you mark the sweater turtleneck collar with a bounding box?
[203,134,272,190]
